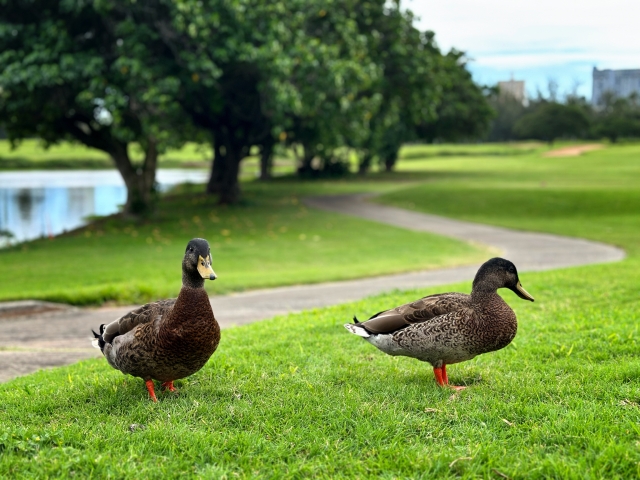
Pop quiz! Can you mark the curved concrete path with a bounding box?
[0,194,625,382]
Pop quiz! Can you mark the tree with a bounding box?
[594,92,640,142]
[0,0,189,215]
[513,101,590,144]
[485,88,527,141]
[355,10,442,174]
[414,49,494,145]
[276,0,384,178]
[123,0,382,199]
[357,24,494,174]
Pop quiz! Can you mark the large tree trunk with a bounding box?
[218,152,242,204]
[110,139,158,215]
[296,142,315,176]
[206,129,247,204]
[358,151,373,175]
[63,115,158,216]
[259,138,274,180]
[207,141,225,194]
[384,147,400,172]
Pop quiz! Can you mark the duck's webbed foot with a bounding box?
[433,364,467,390]
[161,381,177,392]
[145,379,158,402]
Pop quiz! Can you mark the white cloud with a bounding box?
[405,0,640,96]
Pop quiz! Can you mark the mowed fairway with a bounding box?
[0,139,297,176]
[1,143,640,478]
[0,181,487,305]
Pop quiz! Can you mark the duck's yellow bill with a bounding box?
[516,281,534,301]
[197,255,217,280]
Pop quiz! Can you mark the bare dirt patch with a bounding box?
[544,144,604,157]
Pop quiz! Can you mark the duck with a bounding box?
[92,238,220,402]
[344,257,534,390]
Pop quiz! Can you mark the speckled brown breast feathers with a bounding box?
[155,287,220,380]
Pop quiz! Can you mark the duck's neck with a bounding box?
[164,284,212,327]
[175,283,209,308]
[159,285,214,345]
[470,287,502,305]
[182,272,205,289]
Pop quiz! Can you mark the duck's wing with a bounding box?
[358,292,470,334]
[99,299,176,345]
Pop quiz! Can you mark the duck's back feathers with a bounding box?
[99,299,176,346]
[357,292,470,334]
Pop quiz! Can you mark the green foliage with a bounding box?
[594,93,640,142]
[485,92,528,141]
[414,50,494,145]
[1,143,640,476]
[0,0,193,214]
[514,101,591,144]
[0,0,493,199]
[356,22,493,173]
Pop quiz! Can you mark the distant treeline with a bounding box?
[486,89,640,144]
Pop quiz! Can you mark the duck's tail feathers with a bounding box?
[91,324,106,352]
[344,322,370,338]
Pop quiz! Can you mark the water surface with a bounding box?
[0,169,208,246]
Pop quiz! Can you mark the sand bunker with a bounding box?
[544,144,604,157]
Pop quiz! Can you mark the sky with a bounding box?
[405,0,640,100]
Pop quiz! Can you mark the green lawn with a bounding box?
[397,140,548,160]
[2,143,640,477]
[0,139,296,176]
[0,180,487,305]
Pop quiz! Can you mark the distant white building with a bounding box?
[497,79,526,103]
[592,67,640,106]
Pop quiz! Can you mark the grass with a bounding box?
[397,141,548,160]
[0,139,295,176]
[2,142,640,477]
[381,142,640,255]
[1,265,639,477]
[0,180,487,305]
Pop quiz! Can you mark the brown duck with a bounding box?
[92,238,220,402]
[344,258,534,390]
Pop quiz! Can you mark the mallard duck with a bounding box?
[344,257,534,390]
[92,238,220,402]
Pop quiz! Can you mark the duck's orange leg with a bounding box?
[442,364,449,385]
[145,379,158,402]
[434,365,466,390]
[433,367,446,386]
[161,381,176,392]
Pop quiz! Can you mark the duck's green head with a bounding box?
[182,238,217,286]
[473,257,534,301]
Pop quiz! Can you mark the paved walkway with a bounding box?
[0,194,625,382]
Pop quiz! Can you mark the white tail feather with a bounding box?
[344,323,370,338]
[91,338,101,349]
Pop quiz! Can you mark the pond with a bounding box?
[0,169,208,247]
